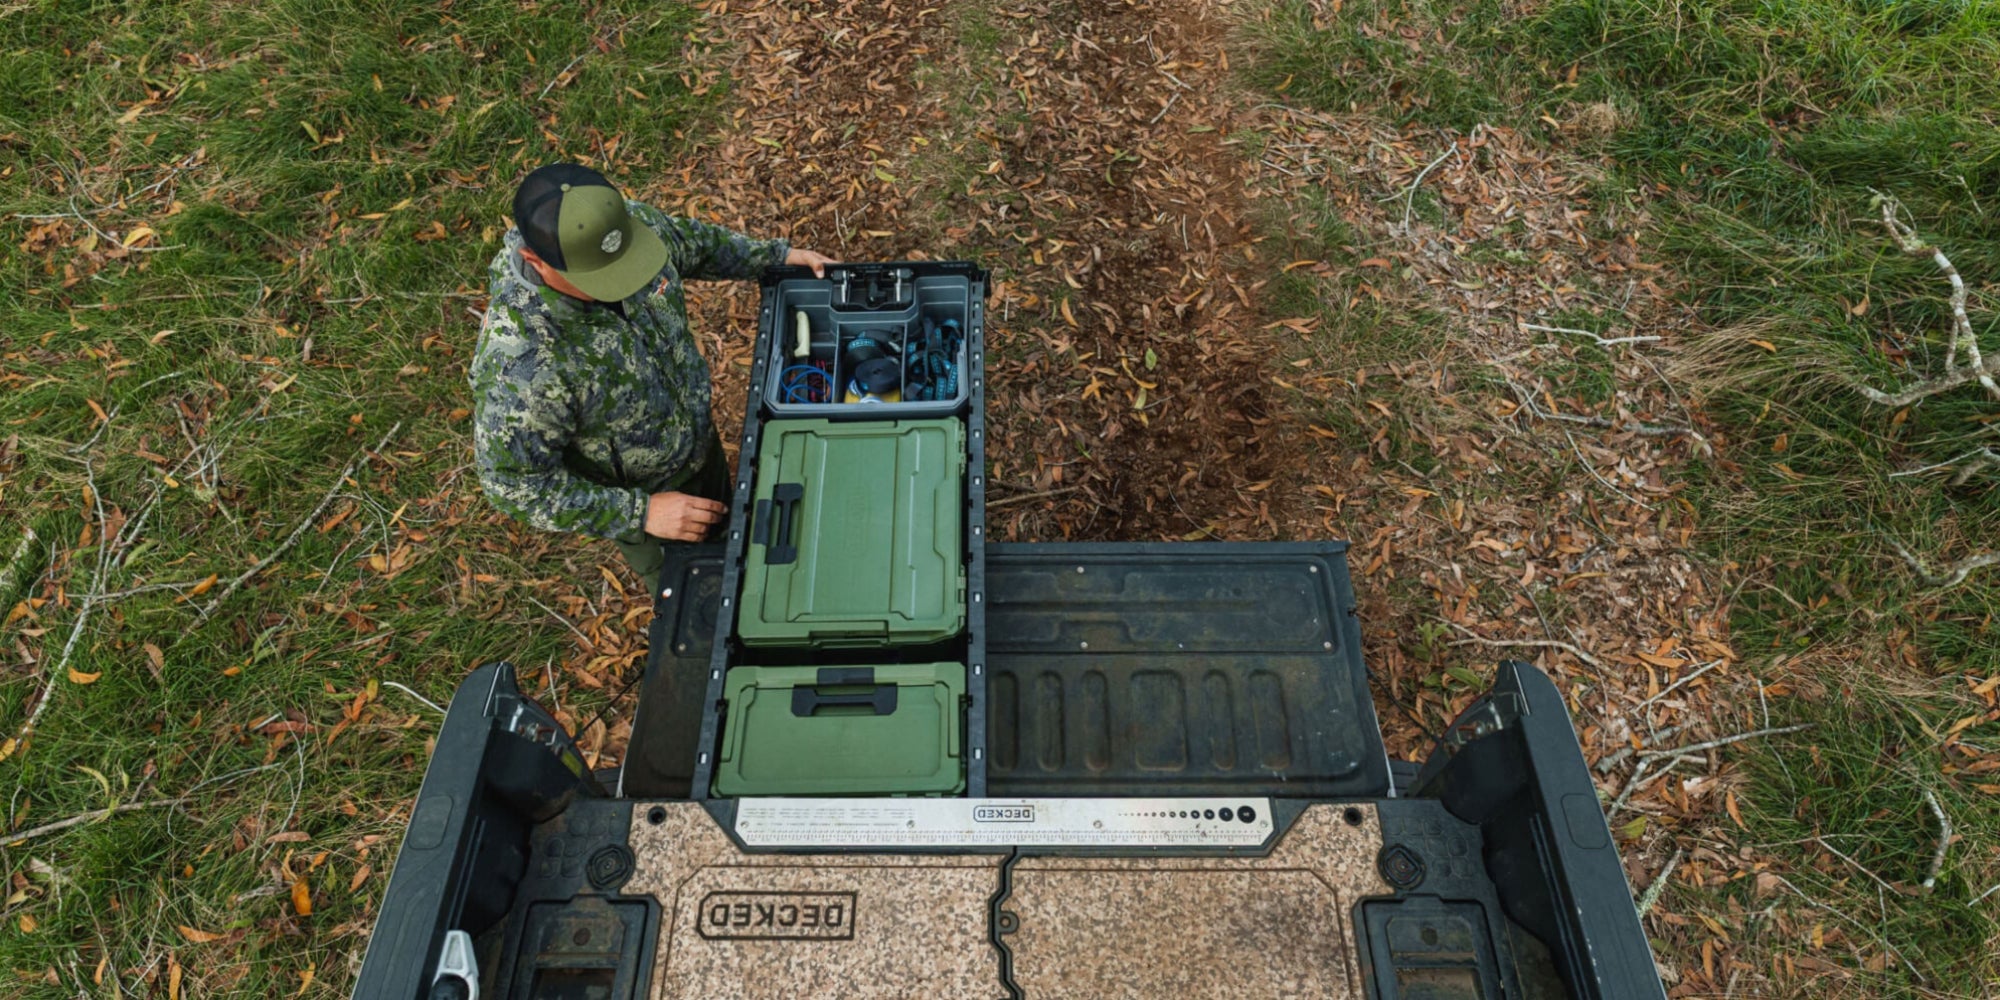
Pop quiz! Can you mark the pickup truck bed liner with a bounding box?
[358,542,1664,999]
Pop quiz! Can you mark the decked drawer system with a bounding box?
[696,262,988,799]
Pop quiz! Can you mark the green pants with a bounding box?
[615,432,731,590]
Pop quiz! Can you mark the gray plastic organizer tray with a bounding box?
[759,268,977,419]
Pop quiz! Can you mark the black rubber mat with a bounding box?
[983,542,1389,799]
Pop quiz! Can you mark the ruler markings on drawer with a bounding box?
[733,798,1275,848]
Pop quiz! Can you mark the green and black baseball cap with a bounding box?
[512,163,668,302]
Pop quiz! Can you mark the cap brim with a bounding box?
[560,223,669,302]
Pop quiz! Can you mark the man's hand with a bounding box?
[786,247,837,278]
[645,491,727,542]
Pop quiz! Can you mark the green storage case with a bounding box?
[712,663,966,797]
[739,419,965,648]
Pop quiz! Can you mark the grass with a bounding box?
[0,2,718,994]
[1245,0,2000,994]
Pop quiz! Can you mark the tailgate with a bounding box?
[985,541,1391,799]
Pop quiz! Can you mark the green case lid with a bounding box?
[739,419,965,648]
[713,663,966,797]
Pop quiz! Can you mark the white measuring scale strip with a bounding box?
[733,798,1275,848]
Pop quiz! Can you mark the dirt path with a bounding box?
[660,0,1304,541]
[636,2,1743,901]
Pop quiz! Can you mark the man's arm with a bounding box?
[471,320,648,542]
[629,201,789,282]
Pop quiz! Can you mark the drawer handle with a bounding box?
[791,684,899,717]
[756,482,804,565]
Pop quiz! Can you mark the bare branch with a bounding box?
[1396,140,1459,236]
[2,797,194,846]
[1636,848,1685,917]
[1858,193,2000,406]
[1634,659,1725,713]
[1595,724,1686,774]
[1921,789,1952,892]
[1768,873,1922,981]
[380,681,445,716]
[1816,836,1901,897]
[1887,447,2000,483]
[3,460,114,761]
[0,525,38,605]
[1610,753,1703,815]
[1636,723,1814,759]
[1519,322,1663,348]
[987,485,1084,509]
[197,422,402,620]
[1448,622,1602,669]
[1503,380,1711,453]
[525,595,592,645]
[1885,534,2000,590]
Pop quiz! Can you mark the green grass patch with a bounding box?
[0,2,719,994]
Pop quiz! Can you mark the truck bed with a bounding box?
[356,542,1665,999]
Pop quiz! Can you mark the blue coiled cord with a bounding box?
[904,317,962,402]
[779,364,831,404]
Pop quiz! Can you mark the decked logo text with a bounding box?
[697,891,856,940]
[973,805,1035,823]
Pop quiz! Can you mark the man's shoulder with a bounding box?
[480,240,557,348]
[626,199,691,248]
[475,276,557,383]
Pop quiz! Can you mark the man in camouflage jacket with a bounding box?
[470,163,833,585]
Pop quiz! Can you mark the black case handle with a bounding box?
[790,667,899,717]
[759,483,803,565]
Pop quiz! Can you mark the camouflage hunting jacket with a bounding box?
[469,202,788,542]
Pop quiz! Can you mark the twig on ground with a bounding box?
[1634,659,1724,713]
[0,525,37,603]
[1885,534,2000,590]
[537,15,641,101]
[1637,723,1813,759]
[4,458,115,761]
[68,402,121,455]
[987,485,1083,509]
[1397,140,1459,236]
[538,52,591,100]
[1519,322,1663,348]
[381,681,445,716]
[1921,789,1951,892]
[1816,836,1902,899]
[1448,622,1602,669]
[1859,193,1999,406]
[1561,428,1647,509]
[1596,725,1686,774]
[1769,873,1922,981]
[2,797,192,846]
[1636,848,1684,917]
[1610,753,1700,815]
[94,579,201,602]
[1888,446,2000,486]
[197,422,401,619]
[525,595,592,645]
[1504,379,1710,450]
[1973,882,1999,905]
